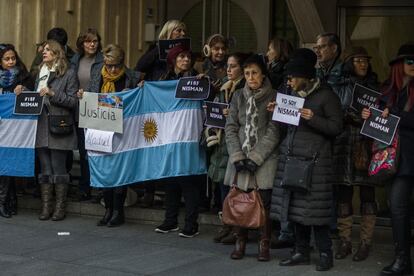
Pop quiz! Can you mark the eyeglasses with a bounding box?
[405,58,414,65]
[84,39,99,45]
[313,44,329,51]
[105,63,123,70]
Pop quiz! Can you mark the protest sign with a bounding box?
[85,129,114,153]
[360,107,400,145]
[350,83,381,113]
[14,92,44,115]
[272,93,305,126]
[175,76,210,100]
[79,92,123,133]
[158,38,191,60]
[204,101,229,129]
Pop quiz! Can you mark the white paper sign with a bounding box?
[85,129,115,153]
[79,92,123,133]
[272,93,305,126]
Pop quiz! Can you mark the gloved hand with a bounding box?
[234,160,246,172]
[244,159,258,173]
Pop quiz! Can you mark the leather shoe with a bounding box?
[316,252,333,271]
[381,257,412,275]
[279,252,310,266]
[352,241,370,262]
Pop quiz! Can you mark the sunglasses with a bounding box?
[405,58,414,65]
[105,63,123,70]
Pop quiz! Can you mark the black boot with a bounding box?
[381,215,412,275]
[316,252,334,271]
[97,189,113,226]
[107,187,126,227]
[0,177,11,218]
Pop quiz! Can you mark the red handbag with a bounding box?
[222,174,266,229]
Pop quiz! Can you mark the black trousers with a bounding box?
[389,176,413,255]
[295,223,332,255]
[164,175,201,231]
[76,127,91,194]
[336,185,375,204]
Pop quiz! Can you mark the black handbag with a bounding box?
[48,114,74,135]
[280,128,319,193]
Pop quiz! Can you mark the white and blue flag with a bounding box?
[0,94,37,177]
[88,80,207,188]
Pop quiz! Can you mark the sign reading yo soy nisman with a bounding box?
[272,93,304,126]
[175,76,210,100]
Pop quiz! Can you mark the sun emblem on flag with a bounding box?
[142,118,158,143]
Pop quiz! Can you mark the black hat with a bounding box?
[389,43,414,65]
[243,54,268,76]
[286,48,317,79]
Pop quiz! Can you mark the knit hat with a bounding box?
[389,43,414,65]
[167,44,191,67]
[342,46,371,62]
[285,48,317,79]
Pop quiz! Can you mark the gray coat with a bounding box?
[270,81,343,226]
[224,78,280,190]
[35,68,79,150]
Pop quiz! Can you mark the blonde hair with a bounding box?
[42,39,68,77]
[102,44,125,65]
[158,20,186,40]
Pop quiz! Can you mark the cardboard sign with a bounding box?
[79,92,123,133]
[272,93,305,126]
[85,129,114,153]
[158,38,191,60]
[204,101,229,129]
[360,107,400,145]
[175,77,210,100]
[350,83,381,113]
[14,92,44,115]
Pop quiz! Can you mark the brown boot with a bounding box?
[353,203,376,262]
[52,175,70,221]
[231,228,248,260]
[335,203,353,260]
[213,224,232,243]
[258,216,271,261]
[38,175,53,220]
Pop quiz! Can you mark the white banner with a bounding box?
[85,129,114,153]
[79,92,123,133]
[272,93,304,126]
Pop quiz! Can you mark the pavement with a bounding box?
[0,208,400,276]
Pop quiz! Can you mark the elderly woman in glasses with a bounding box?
[78,44,139,227]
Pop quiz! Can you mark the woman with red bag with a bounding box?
[224,54,280,261]
[362,43,414,276]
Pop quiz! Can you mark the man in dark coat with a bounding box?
[270,48,343,271]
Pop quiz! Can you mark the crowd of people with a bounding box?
[0,19,414,275]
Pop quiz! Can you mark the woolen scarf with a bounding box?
[37,63,56,92]
[0,67,19,89]
[101,66,125,93]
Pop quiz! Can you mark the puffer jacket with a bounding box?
[224,78,280,190]
[270,80,343,226]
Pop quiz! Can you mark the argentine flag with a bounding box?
[0,94,37,177]
[88,80,207,188]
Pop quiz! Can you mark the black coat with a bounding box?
[388,88,414,176]
[268,61,286,90]
[270,82,343,226]
[332,72,379,186]
[134,45,167,81]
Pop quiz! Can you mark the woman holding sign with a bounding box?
[154,44,202,238]
[0,43,34,218]
[91,44,138,227]
[15,40,79,221]
[224,54,279,261]
[270,49,343,271]
[208,53,246,244]
[362,43,414,276]
[333,47,380,262]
